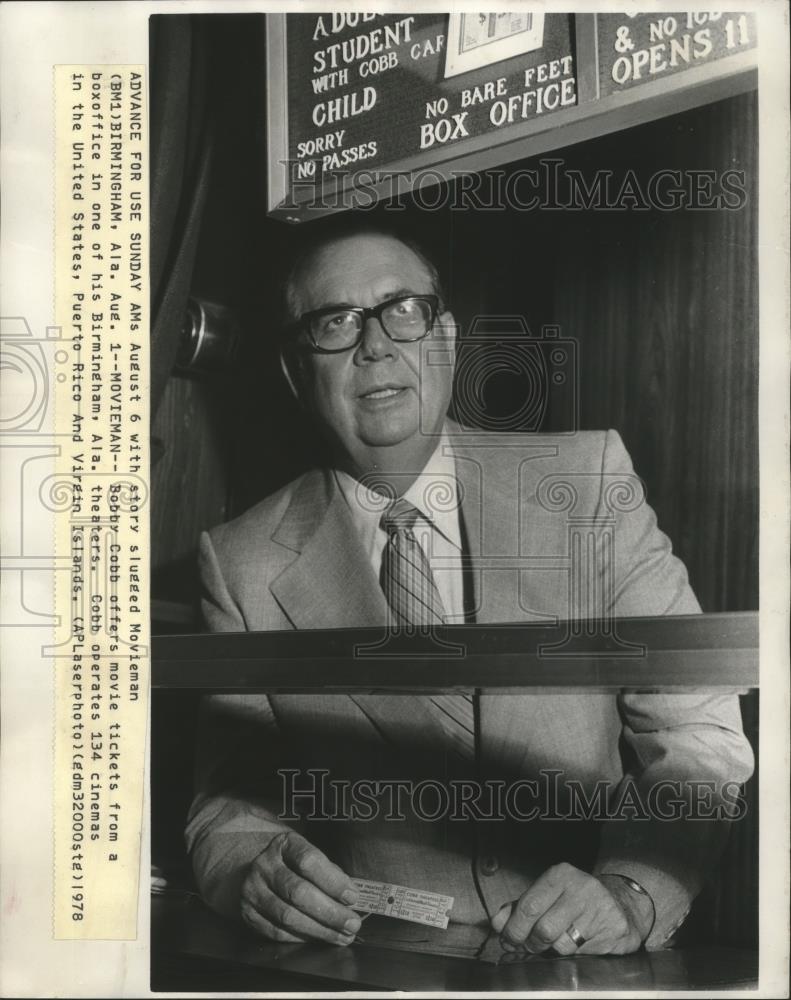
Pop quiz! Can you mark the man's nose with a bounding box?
[356,315,394,361]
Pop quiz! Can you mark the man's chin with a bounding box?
[354,419,439,461]
[357,428,416,450]
[354,407,420,447]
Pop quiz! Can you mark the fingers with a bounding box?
[499,864,568,951]
[241,833,361,946]
[270,858,358,933]
[496,864,640,957]
[522,896,589,956]
[491,902,513,934]
[241,883,358,946]
[574,893,633,955]
[548,915,592,957]
[281,834,358,906]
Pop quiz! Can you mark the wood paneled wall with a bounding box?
[442,93,758,614]
[545,95,758,613]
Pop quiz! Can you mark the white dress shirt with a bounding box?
[333,432,466,621]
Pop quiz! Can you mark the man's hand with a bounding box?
[491,864,654,956]
[240,831,361,945]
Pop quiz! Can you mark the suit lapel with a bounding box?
[451,431,563,625]
[271,435,563,626]
[270,469,453,753]
[451,434,529,624]
[270,469,389,630]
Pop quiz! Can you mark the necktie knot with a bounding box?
[380,497,421,536]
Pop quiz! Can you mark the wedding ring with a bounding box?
[566,923,586,947]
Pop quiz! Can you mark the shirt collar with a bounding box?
[333,431,462,551]
[402,434,461,550]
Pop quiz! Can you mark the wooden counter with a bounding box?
[151,893,758,992]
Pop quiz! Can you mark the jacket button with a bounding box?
[479,855,499,876]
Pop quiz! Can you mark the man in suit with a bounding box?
[186,221,753,956]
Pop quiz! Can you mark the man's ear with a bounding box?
[279,347,303,402]
[437,309,458,351]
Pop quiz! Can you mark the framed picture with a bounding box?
[444,12,546,78]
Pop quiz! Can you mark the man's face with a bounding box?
[287,234,456,472]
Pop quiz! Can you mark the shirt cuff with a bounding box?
[594,858,692,950]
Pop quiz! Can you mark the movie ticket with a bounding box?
[350,878,454,929]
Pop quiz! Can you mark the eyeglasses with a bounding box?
[294,294,440,354]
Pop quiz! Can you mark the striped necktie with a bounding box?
[380,498,475,761]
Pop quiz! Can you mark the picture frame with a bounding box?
[444,12,546,79]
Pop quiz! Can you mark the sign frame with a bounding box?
[265,13,758,223]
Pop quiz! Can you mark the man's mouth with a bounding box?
[359,385,407,400]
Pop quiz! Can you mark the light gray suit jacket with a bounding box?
[186,428,754,949]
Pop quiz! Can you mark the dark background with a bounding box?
[150,15,758,949]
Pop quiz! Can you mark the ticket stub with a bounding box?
[350,878,454,929]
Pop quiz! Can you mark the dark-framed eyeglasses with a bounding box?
[293,294,441,354]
